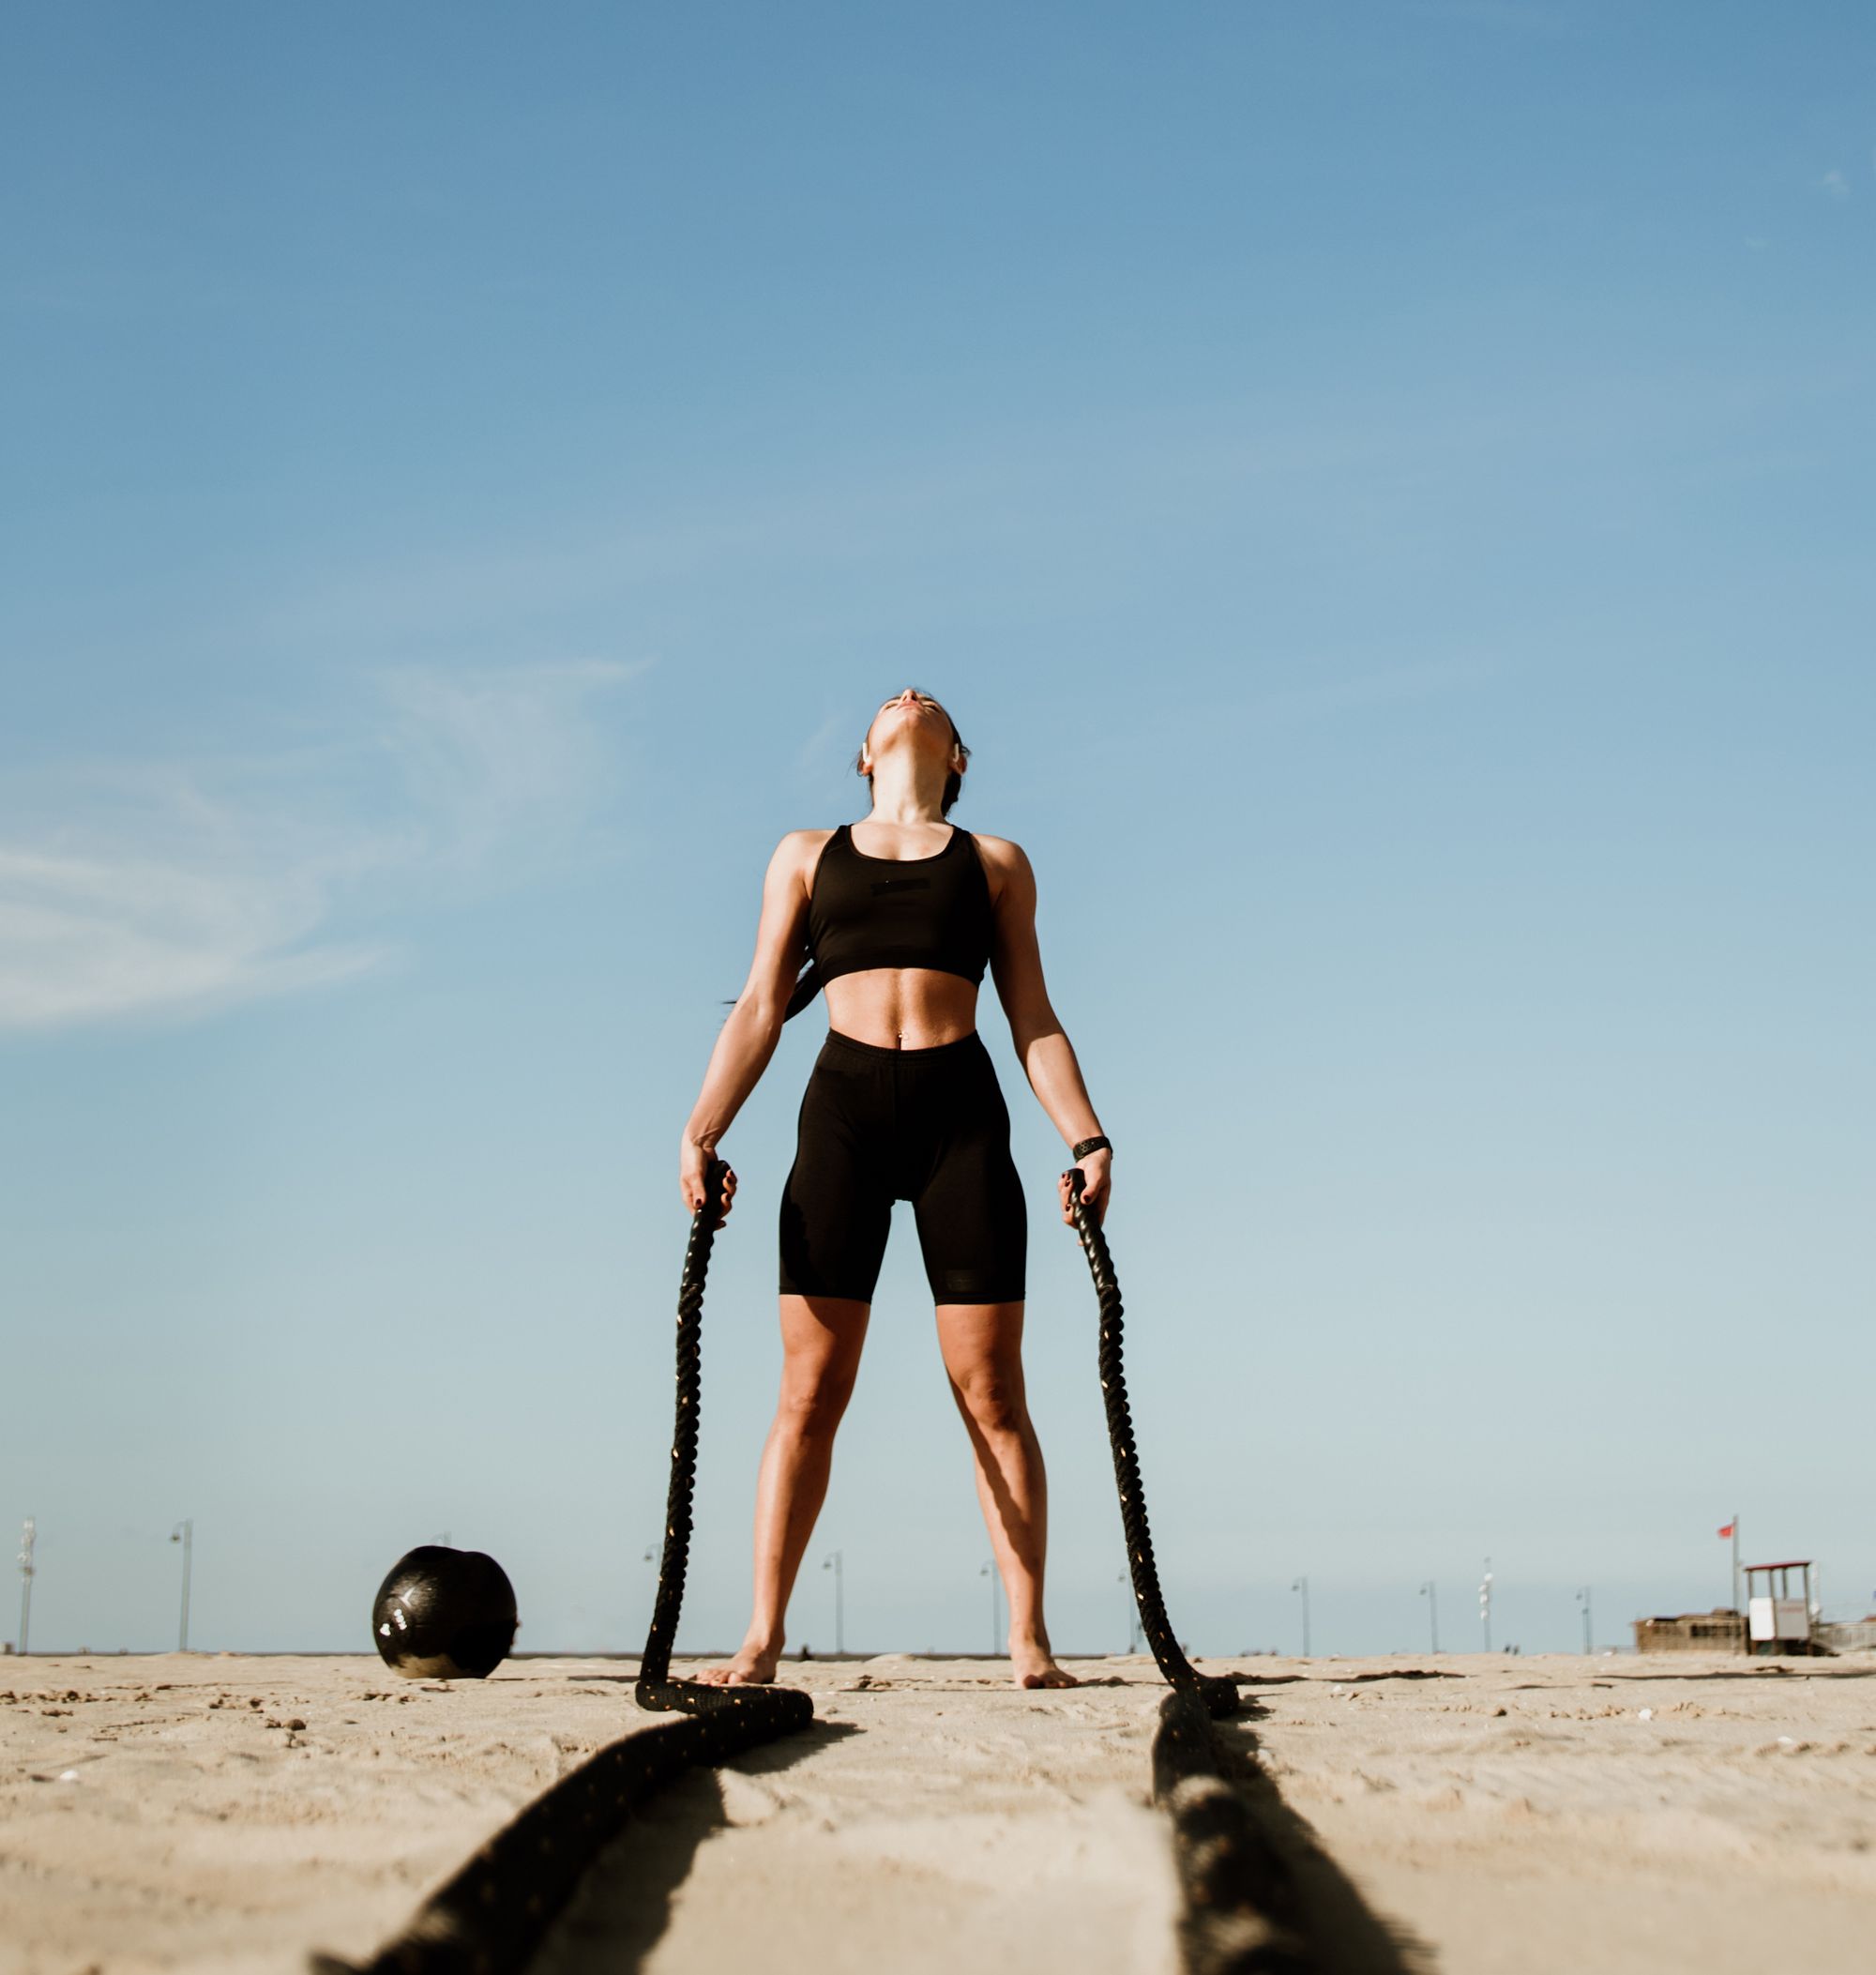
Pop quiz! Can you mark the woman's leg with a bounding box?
[935,1301,1077,1690]
[696,1293,870,1685]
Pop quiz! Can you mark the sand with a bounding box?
[1250,1650,1876,1974]
[3,1650,1873,1973]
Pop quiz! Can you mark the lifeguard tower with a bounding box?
[1745,1559,1818,1655]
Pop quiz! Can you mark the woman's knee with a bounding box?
[951,1362,1025,1436]
[773,1295,868,1439]
[776,1367,856,1437]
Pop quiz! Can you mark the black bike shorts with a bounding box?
[779,1029,1027,1304]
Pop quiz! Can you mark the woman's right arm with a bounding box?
[678,831,822,1217]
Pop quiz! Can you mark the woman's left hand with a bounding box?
[1058,1147,1112,1226]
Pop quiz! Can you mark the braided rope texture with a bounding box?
[1152,1691,1314,1975]
[1067,1175,1310,1968]
[316,1162,811,1975]
[324,1161,1245,1970]
[1065,1171,1237,1721]
[635,1159,814,1732]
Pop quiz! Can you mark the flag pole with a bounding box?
[1732,1514,1741,1618]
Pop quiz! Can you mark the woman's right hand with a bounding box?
[679,1138,736,1226]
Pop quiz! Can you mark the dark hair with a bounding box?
[854,691,970,815]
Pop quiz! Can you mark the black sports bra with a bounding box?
[784,824,994,1019]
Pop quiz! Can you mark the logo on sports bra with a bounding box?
[870,876,931,896]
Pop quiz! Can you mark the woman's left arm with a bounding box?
[981,837,1112,1223]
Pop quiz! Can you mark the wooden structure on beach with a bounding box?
[1635,1560,1827,1657]
[1634,1609,1746,1654]
[1745,1560,1819,1655]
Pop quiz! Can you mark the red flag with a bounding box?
[1717,1523,1735,1538]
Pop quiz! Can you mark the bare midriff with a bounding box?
[822,968,980,1050]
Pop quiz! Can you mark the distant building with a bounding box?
[1633,1609,1746,1653]
[1636,1561,1832,1656]
[1743,1561,1817,1654]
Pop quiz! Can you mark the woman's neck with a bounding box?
[866,755,949,826]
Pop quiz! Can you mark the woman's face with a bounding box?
[865,687,958,766]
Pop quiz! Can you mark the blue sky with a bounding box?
[3,2,1870,1660]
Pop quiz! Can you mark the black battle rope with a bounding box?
[323,1164,1241,1973]
[635,1158,815,1734]
[312,1162,811,1975]
[1066,1168,1238,1721]
[1066,1172,1320,1972]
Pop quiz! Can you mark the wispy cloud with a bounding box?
[0,661,644,1033]
[793,708,854,782]
[371,659,646,870]
[0,840,388,1031]
[1820,169,1851,201]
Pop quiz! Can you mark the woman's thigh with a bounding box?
[911,1129,1027,1306]
[777,1294,872,1407]
[779,1063,894,1301]
[934,1300,1029,1411]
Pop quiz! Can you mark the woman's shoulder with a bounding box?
[766,828,840,883]
[773,826,840,856]
[961,830,1033,909]
[966,830,1029,873]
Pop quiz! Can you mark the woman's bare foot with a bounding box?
[693,1635,783,1686]
[1011,1635,1079,1690]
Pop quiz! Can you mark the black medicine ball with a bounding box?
[371,1545,518,1679]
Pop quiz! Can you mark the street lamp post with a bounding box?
[1479,1557,1493,1653]
[16,1519,34,1657]
[981,1561,1001,1656]
[1420,1580,1439,1654]
[1117,1569,1142,1655]
[642,1544,659,1650]
[1292,1575,1310,1658]
[823,1551,844,1655]
[169,1520,193,1652]
[1577,1586,1593,1655]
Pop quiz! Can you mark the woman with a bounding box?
[678,687,1112,1690]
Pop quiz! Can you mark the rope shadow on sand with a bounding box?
[1232,1670,1458,1687]
[524,1719,861,1975]
[1157,1695,1431,1975]
[521,1766,731,1975]
[308,1716,848,1975]
[1596,1664,1876,1683]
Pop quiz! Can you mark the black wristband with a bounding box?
[1071,1134,1112,1162]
